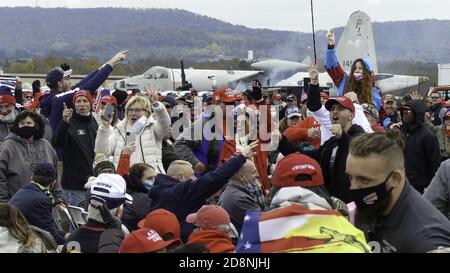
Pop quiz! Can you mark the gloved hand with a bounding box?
[32,80,41,95]
[237,140,260,159]
[97,201,122,230]
[60,63,71,71]
[249,79,263,103]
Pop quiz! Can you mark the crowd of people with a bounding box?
[1,39,450,254]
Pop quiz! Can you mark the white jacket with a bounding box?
[311,104,374,145]
[94,101,171,174]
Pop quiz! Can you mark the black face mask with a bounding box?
[350,171,394,214]
[16,126,37,139]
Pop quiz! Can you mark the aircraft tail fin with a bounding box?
[336,10,378,73]
[301,55,312,66]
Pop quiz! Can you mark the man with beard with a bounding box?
[381,94,401,130]
[346,132,450,253]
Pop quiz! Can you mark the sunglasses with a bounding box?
[24,96,33,99]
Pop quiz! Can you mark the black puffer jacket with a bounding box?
[401,100,441,193]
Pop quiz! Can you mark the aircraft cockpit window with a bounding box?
[154,69,169,79]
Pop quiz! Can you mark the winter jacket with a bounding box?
[173,116,226,174]
[187,230,235,253]
[307,83,373,145]
[431,103,444,126]
[95,101,171,174]
[425,123,450,161]
[218,183,264,233]
[0,133,62,203]
[401,100,441,193]
[325,45,383,111]
[162,139,179,173]
[424,159,450,220]
[52,112,98,191]
[148,154,246,242]
[63,219,108,253]
[98,229,124,253]
[283,116,321,149]
[121,174,152,232]
[9,183,65,245]
[39,65,112,132]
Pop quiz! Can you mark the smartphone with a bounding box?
[126,132,136,145]
[103,104,114,120]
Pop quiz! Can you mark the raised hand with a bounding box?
[308,63,319,85]
[237,140,260,159]
[144,86,159,103]
[249,79,263,102]
[327,30,335,46]
[62,102,73,123]
[60,63,71,71]
[410,90,422,101]
[107,50,129,67]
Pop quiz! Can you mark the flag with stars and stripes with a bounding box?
[236,203,371,253]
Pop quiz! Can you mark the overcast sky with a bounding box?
[2,0,449,31]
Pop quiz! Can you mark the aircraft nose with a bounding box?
[419,76,429,84]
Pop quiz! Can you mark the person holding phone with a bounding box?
[52,90,99,206]
[95,89,171,174]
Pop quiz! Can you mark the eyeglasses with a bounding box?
[24,96,33,99]
[431,97,441,100]
[127,108,144,113]
[402,109,413,114]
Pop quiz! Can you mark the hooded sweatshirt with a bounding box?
[187,230,235,253]
[0,133,61,203]
[401,100,441,193]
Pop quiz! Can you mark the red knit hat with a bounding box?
[72,90,93,106]
[0,86,16,106]
[272,152,324,188]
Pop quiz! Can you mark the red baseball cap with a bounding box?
[119,228,180,253]
[212,88,237,103]
[186,205,230,230]
[101,95,117,106]
[137,209,181,240]
[325,96,355,113]
[272,152,324,188]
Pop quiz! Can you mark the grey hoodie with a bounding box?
[0,133,63,203]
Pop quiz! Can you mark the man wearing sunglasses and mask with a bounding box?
[346,132,450,253]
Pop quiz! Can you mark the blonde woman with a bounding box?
[0,204,46,253]
[95,90,170,174]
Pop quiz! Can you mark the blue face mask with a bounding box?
[144,179,154,191]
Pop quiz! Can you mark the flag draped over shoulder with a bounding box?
[236,203,371,253]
